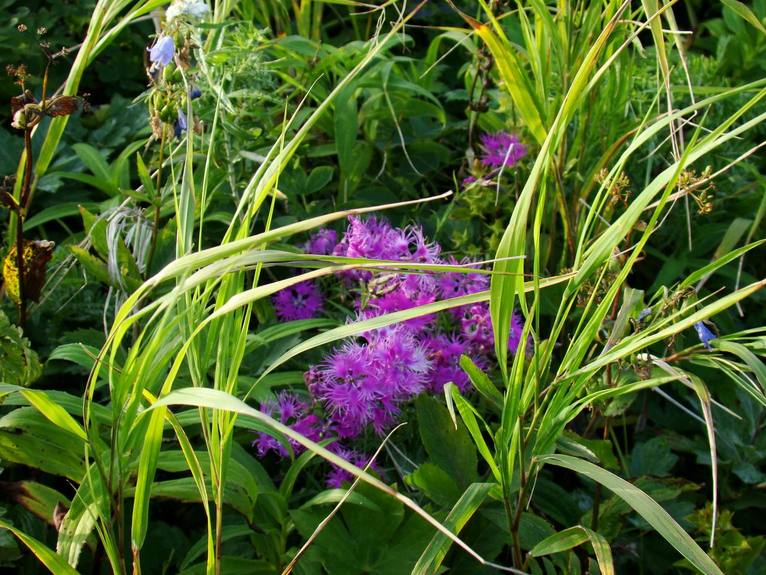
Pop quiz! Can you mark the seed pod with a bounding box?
[159,102,177,123]
[162,61,177,82]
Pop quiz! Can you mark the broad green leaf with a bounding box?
[135,152,156,198]
[19,389,87,440]
[131,407,166,551]
[280,447,320,498]
[0,408,84,480]
[48,343,102,371]
[460,355,503,408]
[10,481,70,525]
[300,489,381,511]
[416,395,478,489]
[407,463,461,507]
[305,165,334,194]
[72,143,116,190]
[0,311,42,386]
[447,384,501,482]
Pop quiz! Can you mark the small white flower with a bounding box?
[166,0,210,23]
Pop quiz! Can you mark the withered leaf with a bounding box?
[42,95,79,117]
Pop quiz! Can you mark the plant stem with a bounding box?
[591,416,611,531]
[15,126,35,327]
[145,128,166,277]
[503,493,523,568]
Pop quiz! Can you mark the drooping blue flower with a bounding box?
[693,321,716,350]
[174,108,187,138]
[189,86,202,100]
[149,35,175,67]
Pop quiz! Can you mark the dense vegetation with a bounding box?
[1,1,765,573]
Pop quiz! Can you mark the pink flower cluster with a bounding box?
[260,216,527,486]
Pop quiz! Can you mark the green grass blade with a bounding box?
[411,483,496,575]
[530,525,614,575]
[538,454,723,575]
[0,519,79,575]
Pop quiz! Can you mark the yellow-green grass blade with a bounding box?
[0,384,86,441]
[0,519,79,575]
[530,525,614,575]
[412,483,509,575]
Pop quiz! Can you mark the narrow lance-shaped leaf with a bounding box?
[538,454,724,575]
[0,519,79,575]
[531,525,614,575]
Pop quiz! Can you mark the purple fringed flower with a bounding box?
[406,226,441,263]
[273,280,323,321]
[480,132,527,169]
[693,321,716,350]
[149,35,175,66]
[361,273,439,330]
[332,216,408,283]
[438,257,489,318]
[308,327,432,438]
[460,304,495,353]
[422,333,479,393]
[304,228,338,256]
[252,392,324,458]
[507,310,526,355]
[332,216,440,283]
[460,304,526,356]
[325,444,379,488]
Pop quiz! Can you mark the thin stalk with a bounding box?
[214,423,224,575]
[591,418,610,531]
[145,127,166,277]
[503,492,523,567]
[15,125,35,326]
